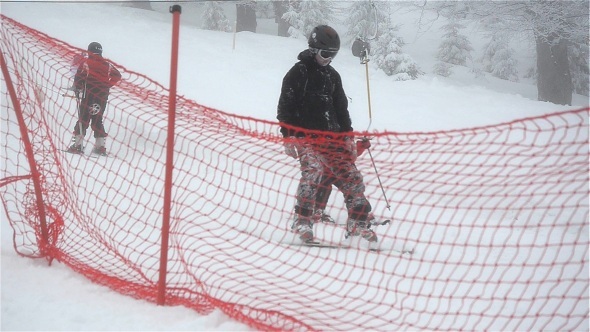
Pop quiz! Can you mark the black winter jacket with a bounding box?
[277,49,352,138]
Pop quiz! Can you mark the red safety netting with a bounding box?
[1,15,588,331]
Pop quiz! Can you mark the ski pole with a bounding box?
[360,50,390,210]
[350,2,390,210]
[360,63,390,209]
[366,146,390,210]
[74,85,86,146]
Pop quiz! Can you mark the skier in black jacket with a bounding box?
[277,25,377,245]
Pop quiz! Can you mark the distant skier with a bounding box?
[277,25,377,244]
[67,42,121,156]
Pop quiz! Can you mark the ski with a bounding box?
[329,219,391,227]
[285,240,413,254]
[290,241,380,252]
[88,152,110,158]
[61,149,111,158]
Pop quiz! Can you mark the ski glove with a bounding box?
[284,138,300,159]
[356,138,371,156]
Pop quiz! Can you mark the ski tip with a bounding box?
[404,248,415,255]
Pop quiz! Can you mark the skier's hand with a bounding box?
[356,138,371,156]
[283,138,299,159]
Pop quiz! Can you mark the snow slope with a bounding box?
[1,2,587,331]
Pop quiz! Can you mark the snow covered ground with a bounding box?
[1,2,587,331]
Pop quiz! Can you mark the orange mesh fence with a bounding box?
[1,15,588,331]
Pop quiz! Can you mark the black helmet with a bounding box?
[308,25,340,58]
[88,42,103,55]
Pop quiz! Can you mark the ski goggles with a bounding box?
[312,48,338,60]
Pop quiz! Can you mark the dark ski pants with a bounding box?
[72,96,107,138]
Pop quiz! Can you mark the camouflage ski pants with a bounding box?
[294,139,371,221]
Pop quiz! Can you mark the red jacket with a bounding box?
[74,53,121,101]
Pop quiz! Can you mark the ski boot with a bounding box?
[66,144,83,154]
[91,146,107,156]
[312,209,335,224]
[66,134,84,154]
[346,218,378,243]
[367,214,391,227]
[92,137,107,156]
[291,216,314,242]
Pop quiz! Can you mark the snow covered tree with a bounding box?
[490,48,519,82]
[344,2,421,80]
[343,1,388,44]
[437,20,473,66]
[201,1,232,32]
[373,26,423,80]
[482,34,519,82]
[433,62,453,77]
[283,0,336,39]
[282,1,304,39]
[415,0,589,105]
[272,1,290,37]
[256,1,274,18]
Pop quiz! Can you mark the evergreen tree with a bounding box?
[433,62,453,77]
[481,34,502,71]
[373,26,423,80]
[344,1,388,44]
[256,1,274,18]
[415,0,588,104]
[344,2,421,80]
[482,34,519,82]
[437,20,473,66]
[283,0,336,39]
[202,2,232,32]
[283,1,304,39]
[272,1,290,37]
[490,48,519,82]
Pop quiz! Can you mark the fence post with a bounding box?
[0,48,51,261]
[157,4,181,306]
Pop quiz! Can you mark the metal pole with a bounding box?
[364,60,373,131]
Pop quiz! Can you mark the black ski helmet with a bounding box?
[88,42,103,55]
[308,25,340,53]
